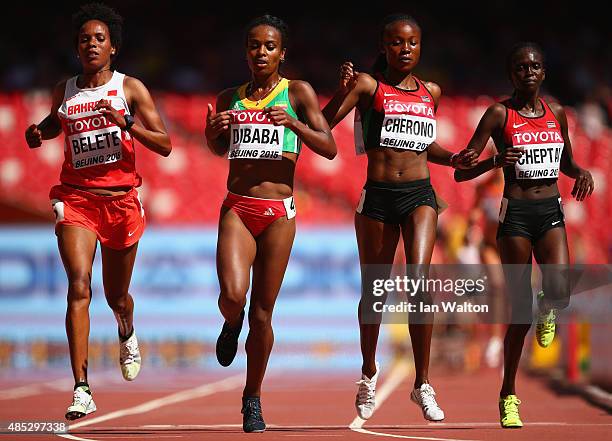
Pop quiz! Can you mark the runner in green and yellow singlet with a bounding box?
[204,15,336,434]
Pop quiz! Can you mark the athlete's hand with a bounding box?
[263,106,296,128]
[205,103,232,140]
[495,147,525,167]
[571,169,594,201]
[25,124,43,148]
[451,148,479,169]
[339,61,359,94]
[94,99,127,128]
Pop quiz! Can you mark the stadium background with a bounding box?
[0,0,610,404]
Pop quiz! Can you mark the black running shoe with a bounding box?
[242,396,266,433]
[215,309,245,367]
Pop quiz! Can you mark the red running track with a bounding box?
[0,363,609,441]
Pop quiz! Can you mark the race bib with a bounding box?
[354,111,366,155]
[283,196,296,219]
[513,131,563,179]
[229,110,284,160]
[65,115,123,169]
[379,114,436,151]
[51,199,65,223]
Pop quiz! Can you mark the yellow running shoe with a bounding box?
[499,395,523,428]
[536,291,556,348]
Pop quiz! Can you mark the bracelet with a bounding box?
[493,155,499,168]
[450,153,459,168]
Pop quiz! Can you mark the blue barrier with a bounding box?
[0,226,362,298]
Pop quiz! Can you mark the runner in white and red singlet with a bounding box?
[24,3,172,421]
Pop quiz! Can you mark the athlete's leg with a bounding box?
[243,216,295,397]
[481,243,505,367]
[498,236,533,397]
[401,206,437,388]
[356,213,401,378]
[101,242,142,380]
[217,207,257,327]
[101,243,138,339]
[533,227,570,310]
[57,225,98,384]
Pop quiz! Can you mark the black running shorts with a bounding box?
[356,178,438,224]
[497,195,565,243]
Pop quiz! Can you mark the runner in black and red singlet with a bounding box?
[204,15,336,433]
[454,42,594,428]
[323,13,476,422]
[24,3,172,420]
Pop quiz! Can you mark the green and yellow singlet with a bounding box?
[228,78,301,160]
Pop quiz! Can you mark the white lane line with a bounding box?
[349,359,411,430]
[56,374,244,440]
[350,430,479,441]
[57,436,182,440]
[55,435,97,441]
[0,384,43,400]
[139,424,242,429]
[79,422,612,431]
[348,359,479,441]
[0,372,115,400]
[53,420,612,441]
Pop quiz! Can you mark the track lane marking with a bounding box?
[56,373,244,440]
[348,358,479,441]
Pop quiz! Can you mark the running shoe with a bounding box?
[65,385,96,420]
[410,383,445,421]
[535,291,556,348]
[119,330,141,381]
[499,394,523,428]
[355,361,379,420]
[242,396,266,433]
[216,309,245,367]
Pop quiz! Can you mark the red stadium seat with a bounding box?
[1,92,609,261]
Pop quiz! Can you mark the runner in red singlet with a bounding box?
[454,42,594,428]
[24,3,172,420]
[322,13,476,422]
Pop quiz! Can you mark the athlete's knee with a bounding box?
[218,287,247,315]
[105,291,132,314]
[542,278,571,310]
[248,305,273,331]
[67,274,92,305]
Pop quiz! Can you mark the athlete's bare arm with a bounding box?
[24,81,65,148]
[264,80,336,159]
[93,76,172,157]
[322,62,377,129]
[205,88,235,156]
[548,101,594,201]
[454,103,521,181]
[422,80,477,168]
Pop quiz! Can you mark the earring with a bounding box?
[280,58,285,64]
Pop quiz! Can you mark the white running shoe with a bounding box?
[355,362,379,420]
[65,386,96,420]
[119,331,141,381]
[410,383,445,421]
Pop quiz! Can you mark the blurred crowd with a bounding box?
[2,2,610,122]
